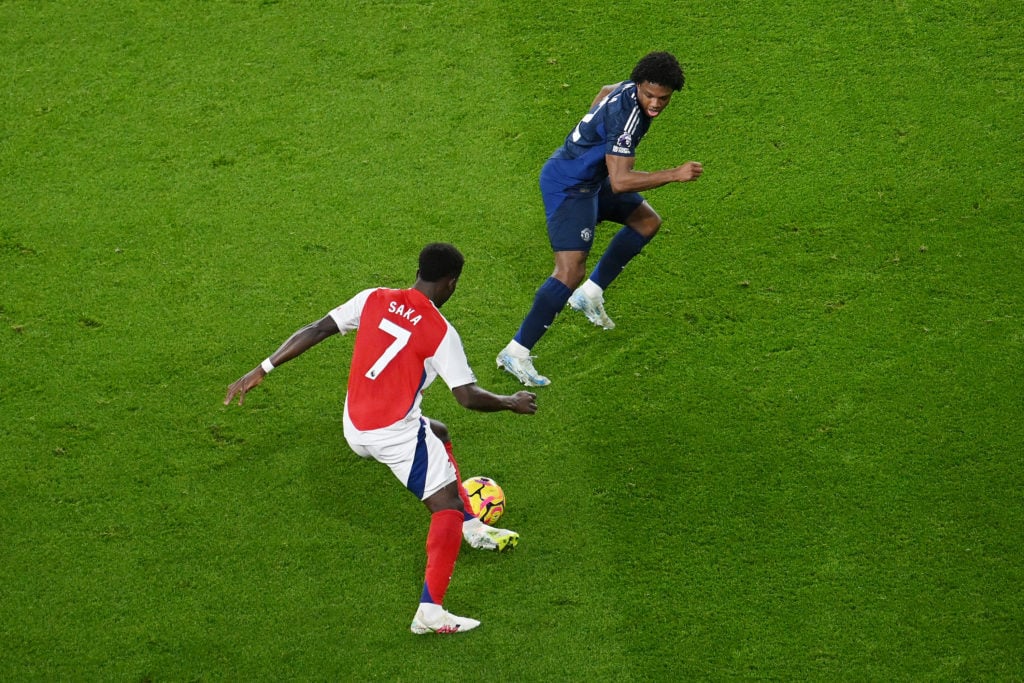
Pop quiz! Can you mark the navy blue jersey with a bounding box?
[543,81,651,192]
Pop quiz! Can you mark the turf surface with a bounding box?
[2,0,1021,679]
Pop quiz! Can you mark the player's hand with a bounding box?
[224,367,266,406]
[510,391,538,415]
[674,161,703,182]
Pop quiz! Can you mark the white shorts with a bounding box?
[345,415,458,501]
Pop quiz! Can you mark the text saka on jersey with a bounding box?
[388,301,422,325]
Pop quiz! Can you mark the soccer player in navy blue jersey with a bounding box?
[497,51,703,386]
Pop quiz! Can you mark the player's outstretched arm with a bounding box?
[224,315,340,406]
[606,154,703,194]
[451,384,537,415]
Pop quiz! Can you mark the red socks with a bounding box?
[421,508,463,605]
[443,441,476,522]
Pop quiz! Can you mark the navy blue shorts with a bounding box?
[540,174,644,253]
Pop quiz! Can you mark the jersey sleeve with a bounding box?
[327,288,376,335]
[428,323,477,390]
[605,87,642,158]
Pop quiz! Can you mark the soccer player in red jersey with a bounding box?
[225,243,537,635]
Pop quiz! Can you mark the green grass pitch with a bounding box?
[2,0,1022,679]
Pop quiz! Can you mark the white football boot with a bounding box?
[410,603,481,635]
[463,518,519,552]
[568,289,615,330]
[496,349,551,387]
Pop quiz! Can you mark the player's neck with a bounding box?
[413,278,454,308]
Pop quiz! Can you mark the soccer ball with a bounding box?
[463,476,506,525]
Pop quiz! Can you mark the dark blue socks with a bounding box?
[589,227,650,290]
[513,277,572,349]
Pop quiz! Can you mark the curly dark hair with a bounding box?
[630,51,685,91]
[418,242,465,282]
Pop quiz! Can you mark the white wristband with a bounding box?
[260,358,275,373]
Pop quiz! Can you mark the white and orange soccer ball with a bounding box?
[463,476,506,525]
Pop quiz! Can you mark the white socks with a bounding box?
[416,601,445,623]
[503,339,531,358]
[577,279,603,299]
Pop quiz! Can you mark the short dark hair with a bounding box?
[630,51,684,91]
[418,242,464,282]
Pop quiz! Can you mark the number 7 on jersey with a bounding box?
[365,318,411,380]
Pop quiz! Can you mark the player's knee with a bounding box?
[552,250,588,287]
[424,481,465,514]
[552,262,586,289]
[428,419,450,443]
[633,215,661,239]
[627,203,662,239]
[553,271,584,289]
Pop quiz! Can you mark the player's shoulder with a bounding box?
[332,286,378,312]
[608,81,638,106]
[358,287,402,314]
[353,286,384,300]
[604,82,640,119]
[348,286,384,309]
